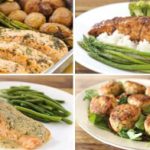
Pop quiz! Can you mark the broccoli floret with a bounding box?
[129,0,147,16]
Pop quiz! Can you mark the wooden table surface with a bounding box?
[0,76,73,94]
[75,75,150,150]
[75,0,128,73]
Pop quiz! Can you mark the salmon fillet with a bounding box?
[0,100,50,149]
[0,42,53,73]
[0,58,26,74]
[0,28,68,62]
[88,16,150,42]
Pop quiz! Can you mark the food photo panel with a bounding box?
[0,75,74,150]
[75,0,150,74]
[0,0,73,74]
[76,75,150,150]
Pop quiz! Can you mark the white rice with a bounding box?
[97,30,150,52]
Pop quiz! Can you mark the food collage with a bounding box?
[1,0,150,150]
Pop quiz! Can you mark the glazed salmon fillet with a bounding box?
[0,101,50,149]
[88,16,150,42]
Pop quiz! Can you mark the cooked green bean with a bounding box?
[0,86,72,125]
[15,106,62,122]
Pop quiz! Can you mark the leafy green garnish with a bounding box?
[83,89,99,101]
[118,95,128,104]
[135,114,146,131]
[118,128,129,138]
[88,112,110,131]
[127,129,142,141]
[119,128,143,141]
[143,105,150,115]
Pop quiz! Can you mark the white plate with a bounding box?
[75,2,143,74]
[0,81,74,150]
[76,78,150,150]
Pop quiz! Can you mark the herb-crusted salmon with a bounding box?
[0,42,53,73]
[0,58,26,73]
[0,100,50,149]
[0,28,68,62]
[88,16,150,42]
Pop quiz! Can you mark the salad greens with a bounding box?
[135,114,146,130]
[88,112,110,131]
[118,95,128,104]
[83,89,99,101]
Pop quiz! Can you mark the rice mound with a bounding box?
[97,30,150,52]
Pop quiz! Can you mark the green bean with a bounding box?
[0,86,72,124]
[15,106,62,122]
[10,100,47,114]
[44,99,71,116]
[62,118,72,125]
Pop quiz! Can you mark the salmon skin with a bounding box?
[88,16,150,42]
[0,100,50,150]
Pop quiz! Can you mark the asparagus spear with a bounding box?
[89,52,150,71]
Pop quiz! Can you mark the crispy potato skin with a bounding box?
[8,10,27,22]
[0,2,20,15]
[109,104,141,132]
[49,7,72,27]
[40,23,72,38]
[124,81,146,95]
[24,0,40,14]
[99,81,123,96]
[25,12,46,29]
[128,94,150,108]
[90,95,117,116]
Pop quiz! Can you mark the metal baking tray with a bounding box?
[45,50,73,74]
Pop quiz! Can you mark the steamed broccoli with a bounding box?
[129,0,150,16]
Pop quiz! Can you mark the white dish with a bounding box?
[76,78,150,150]
[0,81,74,150]
[75,2,142,74]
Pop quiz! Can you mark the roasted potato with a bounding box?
[49,7,72,27]
[17,0,28,9]
[25,12,46,29]
[24,0,40,14]
[48,0,65,9]
[64,35,73,49]
[0,2,20,15]
[40,23,72,38]
[8,10,27,22]
[39,1,53,16]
